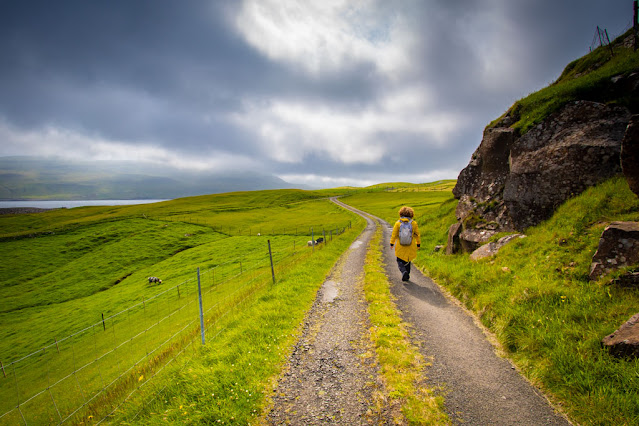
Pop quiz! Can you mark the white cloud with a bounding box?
[465,11,524,91]
[230,1,465,168]
[230,87,463,165]
[0,120,258,172]
[234,0,414,78]
[278,173,379,188]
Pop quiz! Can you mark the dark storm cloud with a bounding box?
[407,0,628,110]
[1,2,268,137]
[0,0,633,187]
[0,1,383,155]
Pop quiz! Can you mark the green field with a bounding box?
[1,179,639,425]
[0,189,361,424]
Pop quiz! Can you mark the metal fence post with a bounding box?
[604,29,613,56]
[197,268,205,345]
[268,240,275,284]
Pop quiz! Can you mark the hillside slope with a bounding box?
[451,29,639,251]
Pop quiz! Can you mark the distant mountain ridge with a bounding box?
[0,156,298,200]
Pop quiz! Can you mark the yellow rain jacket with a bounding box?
[390,217,421,262]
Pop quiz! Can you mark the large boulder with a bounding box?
[505,101,630,229]
[602,313,639,359]
[590,221,639,280]
[459,228,497,253]
[621,114,639,197]
[451,129,516,253]
[451,101,631,250]
[469,234,526,261]
[453,128,514,199]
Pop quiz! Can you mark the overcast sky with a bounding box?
[0,1,632,188]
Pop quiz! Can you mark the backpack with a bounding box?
[398,219,413,246]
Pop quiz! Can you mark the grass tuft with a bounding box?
[364,225,449,424]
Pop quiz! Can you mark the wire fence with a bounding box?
[0,224,351,425]
[589,20,634,53]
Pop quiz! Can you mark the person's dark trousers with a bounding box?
[396,257,411,281]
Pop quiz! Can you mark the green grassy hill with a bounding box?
[0,188,364,424]
[490,29,639,135]
[0,188,352,355]
[1,178,638,424]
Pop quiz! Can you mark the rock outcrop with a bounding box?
[611,271,639,288]
[589,221,639,281]
[450,100,631,253]
[469,234,526,261]
[445,222,462,255]
[602,312,639,359]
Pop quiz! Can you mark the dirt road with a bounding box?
[266,198,571,425]
[266,207,388,424]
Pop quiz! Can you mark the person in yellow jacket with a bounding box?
[390,206,421,281]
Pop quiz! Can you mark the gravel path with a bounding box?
[266,199,572,425]
[376,212,572,425]
[266,209,390,424]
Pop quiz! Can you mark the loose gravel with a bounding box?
[266,212,390,424]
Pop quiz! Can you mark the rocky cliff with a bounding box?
[449,35,639,253]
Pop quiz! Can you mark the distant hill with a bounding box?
[0,156,299,200]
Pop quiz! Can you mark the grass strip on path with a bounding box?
[364,225,449,425]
